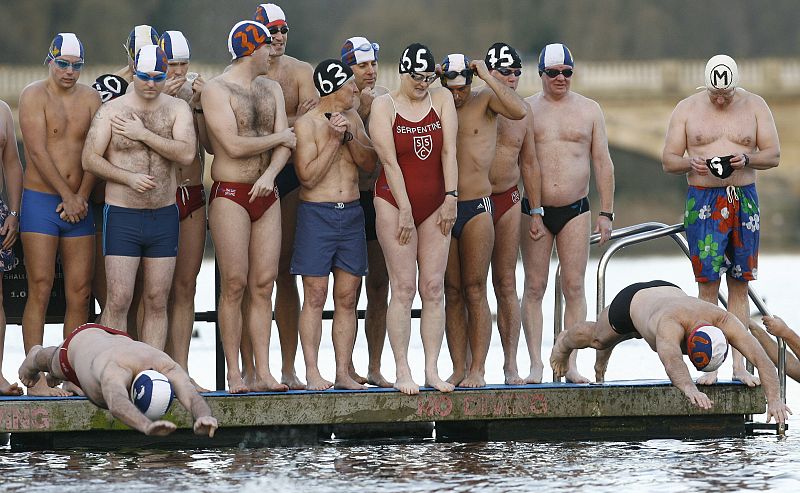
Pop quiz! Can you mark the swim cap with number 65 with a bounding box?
[399,43,435,74]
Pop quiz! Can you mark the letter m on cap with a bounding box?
[712,68,729,87]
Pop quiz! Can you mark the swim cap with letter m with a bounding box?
[705,54,739,91]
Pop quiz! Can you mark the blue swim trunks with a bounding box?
[19,189,95,237]
[291,200,367,277]
[684,184,759,283]
[103,204,179,258]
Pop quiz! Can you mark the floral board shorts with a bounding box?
[0,198,18,272]
[684,184,759,283]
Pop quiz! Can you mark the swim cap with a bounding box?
[314,59,354,96]
[131,370,174,421]
[92,74,129,102]
[538,43,574,72]
[341,36,379,66]
[135,45,169,74]
[441,54,473,86]
[227,21,271,60]
[705,54,739,91]
[399,43,435,74]
[705,155,735,179]
[485,42,521,70]
[159,31,191,62]
[45,33,84,64]
[126,25,159,60]
[254,3,287,27]
[687,325,729,372]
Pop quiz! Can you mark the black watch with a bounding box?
[445,190,458,198]
[599,211,614,221]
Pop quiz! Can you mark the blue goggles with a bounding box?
[52,58,84,71]
[134,71,168,82]
[343,42,379,59]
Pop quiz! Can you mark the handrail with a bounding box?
[552,221,788,435]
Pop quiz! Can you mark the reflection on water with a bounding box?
[2,437,799,492]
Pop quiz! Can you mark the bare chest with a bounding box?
[270,70,300,115]
[533,107,592,144]
[229,84,276,136]
[45,96,93,141]
[110,109,174,152]
[456,104,496,140]
[496,116,527,151]
[686,109,756,148]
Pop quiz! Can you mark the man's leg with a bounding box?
[364,239,391,387]
[18,344,63,389]
[416,215,455,393]
[275,189,304,389]
[520,217,555,383]
[332,269,367,390]
[59,235,94,336]
[492,203,523,385]
[298,275,332,390]
[550,307,626,378]
[726,277,759,386]
[375,200,421,394]
[21,232,71,396]
[102,256,141,331]
[458,213,495,388]
[140,257,176,350]
[696,280,722,385]
[92,229,106,314]
[553,213,591,383]
[443,238,468,385]
[209,199,251,393]
[246,205,287,392]
[0,283,23,395]
[166,211,207,389]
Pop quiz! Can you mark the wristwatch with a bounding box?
[9,210,18,217]
[529,207,544,216]
[599,211,615,221]
[445,190,458,198]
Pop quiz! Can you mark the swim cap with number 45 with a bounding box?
[314,59,354,96]
[399,43,435,74]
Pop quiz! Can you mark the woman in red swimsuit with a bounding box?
[370,43,458,395]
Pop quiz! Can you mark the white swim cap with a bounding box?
[687,325,729,372]
[705,54,738,91]
[130,370,174,420]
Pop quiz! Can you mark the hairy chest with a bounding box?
[228,83,276,135]
[110,108,174,152]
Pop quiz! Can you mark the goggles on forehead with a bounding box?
[52,58,84,71]
[135,71,168,82]
[409,72,437,83]
[343,42,380,58]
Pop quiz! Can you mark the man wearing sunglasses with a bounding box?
[522,43,615,384]
[82,45,196,357]
[662,54,780,388]
[18,33,101,396]
[439,53,528,388]
[201,21,294,394]
[340,36,392,388]
[254,3,319,391]
[484,43,542,385]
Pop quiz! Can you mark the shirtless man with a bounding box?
[662,54,779,387]
[439,54,527,388]
[82,45,196,353]
[0,98,24,396]
[340,36,391,387]
[158,31,211,390]
[115,25,160,83]
[485,43,542,385]
[293,59,377,390]
[201,21,294,393]
[19,323,218,437]
[522,43,615,384]
[254,3,319,390]
[19,33,101,396]
[549,280,791,425]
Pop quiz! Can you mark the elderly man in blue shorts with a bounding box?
[293,59,377,391]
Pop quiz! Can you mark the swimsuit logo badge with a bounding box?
[223,188,236,197]
[413,135,433,160]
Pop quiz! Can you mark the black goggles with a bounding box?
[441,68,474,80]
[540,68,573,78]
[496,68,521,77]
[268,25,289,35]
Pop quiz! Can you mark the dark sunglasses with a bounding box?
[441,69,474,80]
[53,58,84,71]
[540,68,573,78]
[496,68,522,77]
[268,25,289,35]
[134,71,168,82]
[409,72,437,83]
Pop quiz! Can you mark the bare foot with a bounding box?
[549,333,571,379]
[0,378,23,396]
[524,364,543,384]
[18,345,43,388]
[733,368,760,387]
[696,370,718,386]
[227,374,250,394]
[335,375,367,391]
[367,370,393,388]
[349,370,368,385]
[27,376,72,397]
[459,372,486,388]
[281,372,306,390]
[394,375,419,395]
[565,368,590,384]
[306,375,333,391]
[250,375,289,392]
[63,381,84,396]
[425,373,455,393]
[594,348,613,383]
[505,370,525,385]
[190,378,210,393]
[146,420,177,436]
[446,370,466,387]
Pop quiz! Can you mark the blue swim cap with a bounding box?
[159,31,191,62]
[135,45,169,74]
[45,33,84,64]
[227,21,271,60]
[538,43,574,72]
[126,25,159,60]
